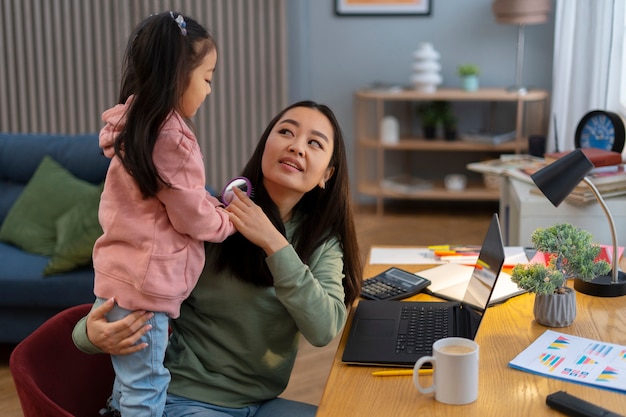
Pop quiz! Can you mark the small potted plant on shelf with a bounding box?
[440,106,457,141]
[416,102,440,139]
[510,223,610,327]
[457,64,480,92]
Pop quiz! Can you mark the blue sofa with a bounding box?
[0,133,110,343]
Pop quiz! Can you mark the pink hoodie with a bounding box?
[93,101,235,318]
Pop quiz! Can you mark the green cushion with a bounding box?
[0,156,99,256]
[44,184,103,275]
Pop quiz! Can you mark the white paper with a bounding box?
[369,247,444,265]
[368,246,528,265]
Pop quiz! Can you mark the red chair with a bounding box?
[9,304,114,416]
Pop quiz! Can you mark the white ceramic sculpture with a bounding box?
[411,43,442,93]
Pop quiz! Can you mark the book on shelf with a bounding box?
[544,147,623,167]
[461,129,516,145]
[380,175,433,194]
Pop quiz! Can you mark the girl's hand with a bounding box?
[226,187,288,255]
[86,297,153,355]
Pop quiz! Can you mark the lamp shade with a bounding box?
[492,0,551,25]
[530,149,595,207]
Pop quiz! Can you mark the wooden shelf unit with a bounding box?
[354,87,549,215]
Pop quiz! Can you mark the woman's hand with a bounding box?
[86,297,154,355]
[226,187,289,255]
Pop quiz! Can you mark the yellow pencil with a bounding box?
[371,369,432,377]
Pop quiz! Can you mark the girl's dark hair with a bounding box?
[215,101,363,306]
[115,12,215,198]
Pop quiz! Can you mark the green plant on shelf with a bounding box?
[457,64,480,77]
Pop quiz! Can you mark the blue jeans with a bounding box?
[96,298,171,417]
[164,394,317,417]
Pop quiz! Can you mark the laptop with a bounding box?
[341,213,505,367]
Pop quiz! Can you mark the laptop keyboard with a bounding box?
[395,304,449,355]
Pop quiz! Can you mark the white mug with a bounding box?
[413,337,479,405]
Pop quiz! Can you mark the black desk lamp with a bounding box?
[530,149,626,297]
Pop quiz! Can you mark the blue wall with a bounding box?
[286,0,555,183]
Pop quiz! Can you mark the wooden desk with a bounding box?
[317,262,626,417]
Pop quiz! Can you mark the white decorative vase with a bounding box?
[380,116,400,144]
[411,43,442,93]
[533,287,576,327]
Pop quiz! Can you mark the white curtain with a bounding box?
[550,0,625,153]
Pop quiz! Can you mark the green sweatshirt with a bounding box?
[73,217,347,408]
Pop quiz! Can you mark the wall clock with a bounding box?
[574,110,625,152]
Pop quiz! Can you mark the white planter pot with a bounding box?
[533,287,576,327]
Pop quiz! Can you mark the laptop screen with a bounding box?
[462,214,506,311]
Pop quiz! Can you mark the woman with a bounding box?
[73,100,363,417]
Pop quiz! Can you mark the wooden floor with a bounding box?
[0,201,496,415]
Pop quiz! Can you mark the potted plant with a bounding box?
[457,64,480,92]
[416,102,440,139]
[440,106,457,141]
[511,223,610,327]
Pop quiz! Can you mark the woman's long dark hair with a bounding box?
[215,101,363,305]
[114,12,215,198]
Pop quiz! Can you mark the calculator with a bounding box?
[360,267,431,301]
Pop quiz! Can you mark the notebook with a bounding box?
[341,213,505,367]
[417,252,527,306]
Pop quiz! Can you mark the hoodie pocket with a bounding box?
[140,247,190,298]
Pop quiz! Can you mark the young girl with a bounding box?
[92,11,234,417]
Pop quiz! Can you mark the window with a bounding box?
[619,5,626,117]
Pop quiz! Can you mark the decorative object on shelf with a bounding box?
[457,64,480,92]
[510,223,610,327]
[380,116,400,144]
[492,0,551,94]
[574,110,626,153]
[527,134,546,157]
[410,42,442,93]
[444,174,467,192]
[530,149,626,296]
